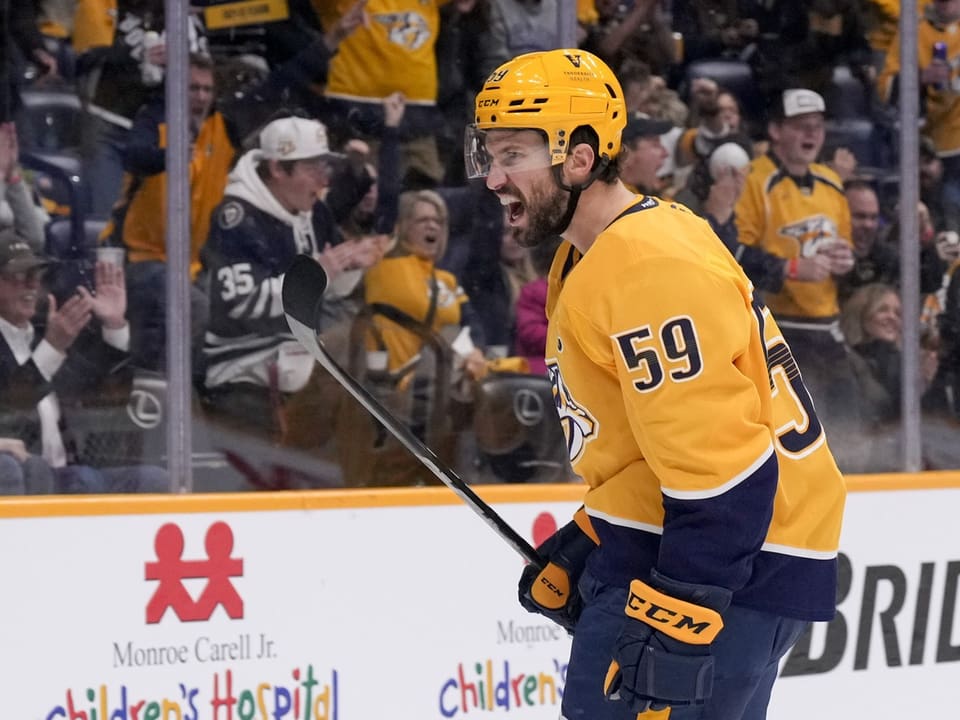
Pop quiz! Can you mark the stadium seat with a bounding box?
[825,65,872,120]
[825,118,878,167]
[685,59,762,128]
[15,88,83,152]
[43,216,106,301]
[20,149,86,219]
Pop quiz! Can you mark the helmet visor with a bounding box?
[464,125,554,180]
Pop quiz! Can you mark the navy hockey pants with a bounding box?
[561,569,809,720]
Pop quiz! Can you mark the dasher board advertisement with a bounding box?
[0,480,958,718]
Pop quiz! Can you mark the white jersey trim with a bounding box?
[585,509,663,535]
[760,541,838,560]
[585,508,838,561]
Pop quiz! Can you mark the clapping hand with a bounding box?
[317,237,384,278]
[817,241,855,276]
[44,292,93,353]
[80,260,127,330]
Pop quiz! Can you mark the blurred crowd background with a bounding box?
[1,0,959,494]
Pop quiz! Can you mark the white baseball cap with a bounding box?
[259,116,342,161]
[780,89,825,119]
[708,142,751,180]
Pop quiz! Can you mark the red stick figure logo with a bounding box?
[145,521,244,623]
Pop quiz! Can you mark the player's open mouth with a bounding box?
[500,196,525,225]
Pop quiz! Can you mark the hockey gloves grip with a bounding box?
[603,569,733,714]
[518,508,598,633]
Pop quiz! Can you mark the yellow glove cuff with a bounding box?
[624,579,724,645]
[530,561,576,610]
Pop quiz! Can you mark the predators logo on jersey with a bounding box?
[547,359,598,464]
[375,12,431,50]
[779,214,840,257]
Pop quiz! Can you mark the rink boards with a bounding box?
[1,474,959,719]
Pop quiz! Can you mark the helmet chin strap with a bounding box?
[548,158,611,236]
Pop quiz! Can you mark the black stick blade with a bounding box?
[282,254,329,329]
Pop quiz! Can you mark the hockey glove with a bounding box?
[603,569,733,714]
[518,508,599,633]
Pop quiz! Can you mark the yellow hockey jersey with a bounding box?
[319,0,446,104]
[364,253,467,373]
[878,8,960,156]
[735,153,852,322]
[547,195,846,620]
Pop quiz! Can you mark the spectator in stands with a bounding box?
[717,89,744,135]
[0,0,58,121]
[883,198,959,295]
[199,116,382,443]
[0,122,46,250]
[76,0,208,218]
[0,228,168,493]
[106,27,366,374]
[675,77,744,170]
[618,115,672,196]
[675,139,798,295]
[479,0,560,77]
[837,178,898,299]
[735,88,862,429]
[342,189,486,485]
[317,0,472,189]
[879,0,960,207]
[840,282,944,423]
[102,53,225,374]
[581,0,676,76]
[324,92,406,251]
[281,119,403,459]
[363,189,487,386]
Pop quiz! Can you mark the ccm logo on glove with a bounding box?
[625,580,724,644]
[531,565,571,609]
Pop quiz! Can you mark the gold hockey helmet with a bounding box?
[465,49,627,179]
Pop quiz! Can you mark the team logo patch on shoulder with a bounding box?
[219,201,244,229]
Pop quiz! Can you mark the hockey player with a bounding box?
[466,49,846,719]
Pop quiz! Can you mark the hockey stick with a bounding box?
[282,254,544,567]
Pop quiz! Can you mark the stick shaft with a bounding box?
[282,256,543,566]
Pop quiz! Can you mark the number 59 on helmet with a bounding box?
[465,49,627,180]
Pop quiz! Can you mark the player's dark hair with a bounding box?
[569,125,621,184]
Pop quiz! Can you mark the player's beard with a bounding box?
[516,181,568,249]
